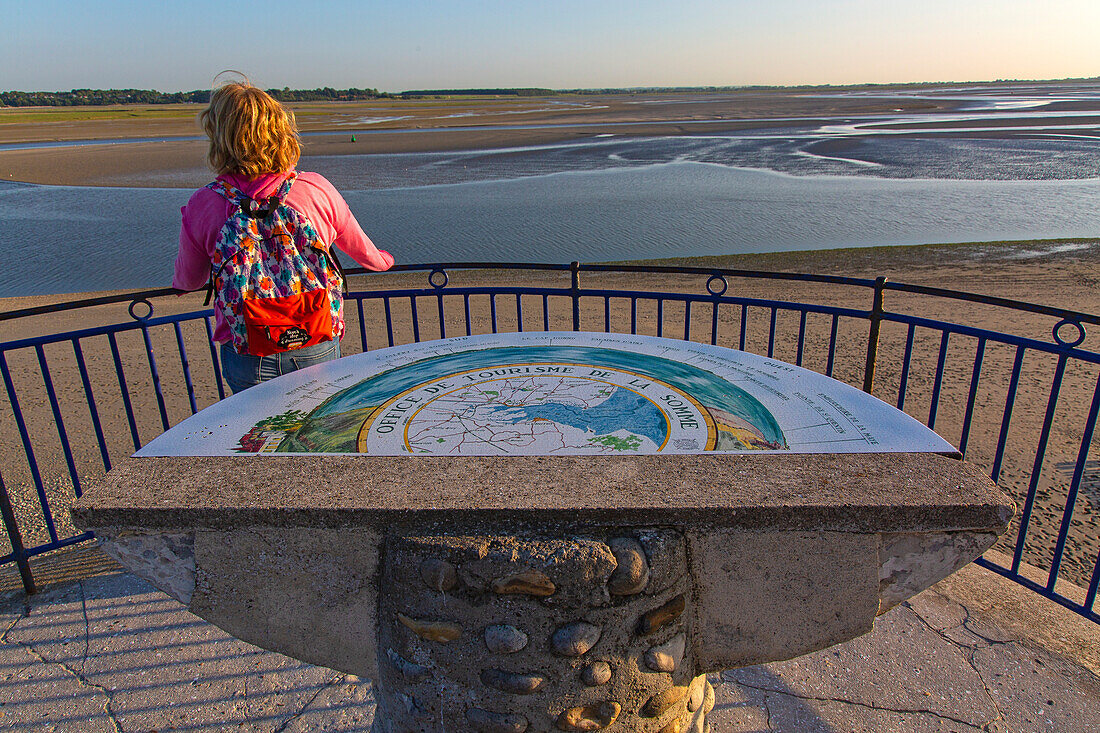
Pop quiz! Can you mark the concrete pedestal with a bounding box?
[73,453,1013,732]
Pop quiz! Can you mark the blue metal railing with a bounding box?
[2,262,1098,625]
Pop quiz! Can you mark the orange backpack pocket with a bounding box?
[241,289,333,357]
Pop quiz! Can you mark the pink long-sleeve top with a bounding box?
[173,170,394,343]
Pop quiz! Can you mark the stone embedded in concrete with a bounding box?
[638,594,686,635]
[556,701,621,731]
[642,684,689,717]
[386,647,429,680]
[686,674,706,712]
[659,717,684,733]
[645,632,686,673]
[636,530,688,595]
[397,613,462,642]
[484,624,528,654]
[582,661,613,686]
[480,668,547,695]
[689,530,879,671]
[552,621,602,656]
[466,707,530,733]
[878,531,1000,613]
[97,531,195,604]
[491,569,557,597]
[607,537,650,595]
[419,558,458,592]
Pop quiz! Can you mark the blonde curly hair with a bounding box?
[201,80,300,177]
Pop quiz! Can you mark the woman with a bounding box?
[173,78,393,393]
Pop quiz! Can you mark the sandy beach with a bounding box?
[2,89,1100,597]
[0,90,974,187]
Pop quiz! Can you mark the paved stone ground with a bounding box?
[0,550,1097,732]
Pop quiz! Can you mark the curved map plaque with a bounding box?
[137,332,955,456]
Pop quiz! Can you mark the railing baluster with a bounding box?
[541,295,549,332]
[34,344,82,500]
[927,331,950,430]
[990,346,1026,485]
[467,295,475,336]
[710,301,719,346]
[204,316,226,400]
[140,324,170,431]
[739,304,747,351]
[1047,371,1100,592]
[516,294,524,333]
[795,311,807,366]
[767,307,777,358]
[656,300,664,338]
[684,301,692,341]
[438,293,447,339]
[630,298,638,335]
[604,296,611,333]
[173,323,199,416]
[107,332,141,450]
[72,339,111,472]
[357,297,368,351]
[1012,354,1068,575]
[0,470,35,593]
[490,294,498,333]
[957,338,987,456]
[410,296,421,342]
[384,298,395,346]
[0,351,57,542]
[826,314,839,377]
[896,324,917,410]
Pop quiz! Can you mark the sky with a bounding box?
[3,0,1099,92]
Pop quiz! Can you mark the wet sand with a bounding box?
[0,90,970,187]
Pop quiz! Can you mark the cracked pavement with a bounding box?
[1,558,1097,731]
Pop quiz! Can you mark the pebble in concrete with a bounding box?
[645,632,686,673]
[466,707,530,733]
[659,718,683,733]
[641,685,688,717]
[491,569,556,596]
[419,558,458,592]
[556,701,621,731]
[582,661,612,686]
[386,647,429,680]
[607,537,650,595]
[638,594,686,635]
[485,624,528,654]
[686,675,706,712]
[480,668,547,695]
[552,621,601,656]
[397,613,462,642]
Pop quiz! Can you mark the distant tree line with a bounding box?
[0,87,396,107]
[4,78,1096,107]
[398,88,555,98]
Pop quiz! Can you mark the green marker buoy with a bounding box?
[351,135,356,142]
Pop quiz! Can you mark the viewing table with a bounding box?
[73,334,1014,733]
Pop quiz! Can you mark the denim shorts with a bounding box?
[219,339,341,394]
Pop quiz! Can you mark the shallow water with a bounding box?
[2,87,1099,298]
[3,162,1100,298]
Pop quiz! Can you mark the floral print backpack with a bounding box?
[204,172,345,356]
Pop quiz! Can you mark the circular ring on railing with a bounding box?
[1053,319,1086,348]
[128,298,153,322]
[706,274,729,297]
[428,268,449,289]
